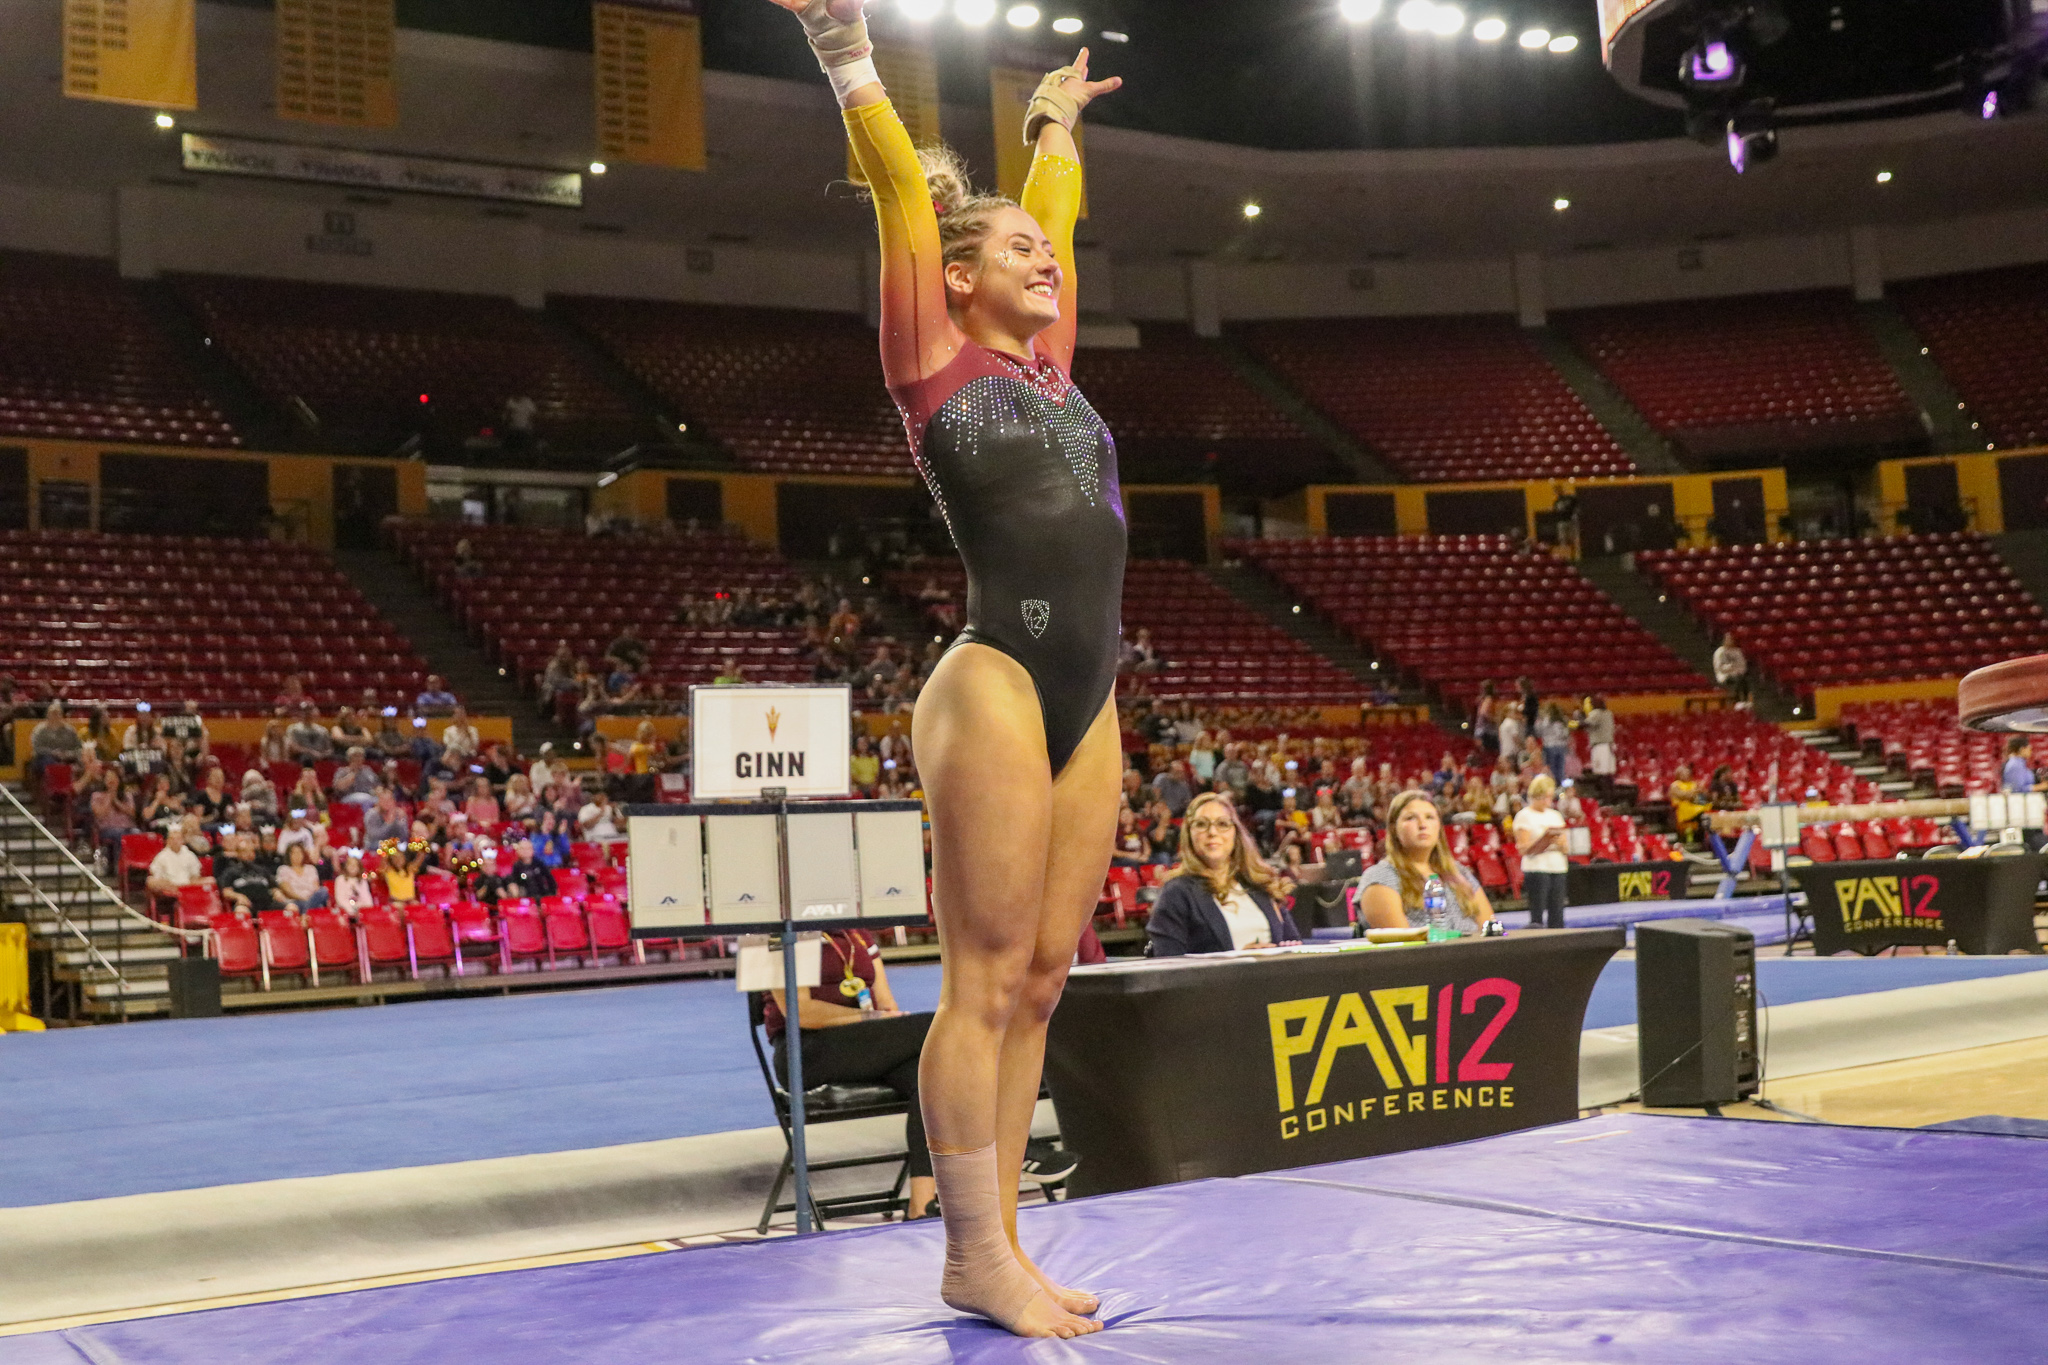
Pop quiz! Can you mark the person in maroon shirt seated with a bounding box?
[765,930,936,1219]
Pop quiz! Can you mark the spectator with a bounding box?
[713,659,747,686]
[286,704,334,765]
[2003,737,2039,794]
[1496,694,1525,767]
[1713,634,1750,710]
[491,838,558,902]
[144,823,205,903]
[1668,762,1708,844]
[1310,785,1344,833]
[1339,759,1372,819]
[363,788,409,848]
[1240,766,1285,841]
[1584,695,1616,786]
[1120,627,1161,674]
[539,645,578,720]
[82,705,118,763]
[277,808,320,860]
[139,775,183,833]
[607,628,650,673]
[214,833,278,914]
[88,770,139,865]
[187,764,231,827]
[330,706,375,753]
[1536,703,1573,784]
[1215,742,1250,796]
[331,747,380,807]
[1516,735,1548,784]
[1472,679,1501,756]
[414,675,459,713]
[289,767,327,816]
[151,698,206,758]
[275,843,329,911]
[528,742,560,793]
[1153,760,1195,817]
[160,738,195,795]
[28,702,83,783]
[371,707,408,759]
[850,735,882,793]
[256,717,290,767]
[1147,794,1301,956]
[380,829,428,903]
[453,537,485,577]
[1706,763,1742,812]
[1188,730,1219,786]
[532,810,573,867]
[1514,774,1571,929]
[1142,798,1178,863]
[1110,807,1150,867]
[176,810,214,858]
[1357,790,1494,935]
[504,773,537,821]
[578,788,624,843]
[441,706,482,765]
[464,775,501,827]
[332,853,376,916]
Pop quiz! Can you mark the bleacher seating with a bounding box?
[1067,325,1335,487]
[1840,699,2044,795]
[1610,710,1861,809]
[395,522,816,690]
[1637,533,2048,691]
[175,275,641,453]
[1234,535,1706,706]
[1556,291,1916,453]
[0,529,427,709]
[556,297,908,477]
[1894,263,2048,448]
[0,252,238,448]
[1233,316,1633,483]
[887,557,1368,705]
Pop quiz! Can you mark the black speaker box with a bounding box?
[1635,918,1758,1107]
[166,956,222,1019]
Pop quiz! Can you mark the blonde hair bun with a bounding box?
[911,144,1019,272]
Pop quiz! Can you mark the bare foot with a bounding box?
[1015,1242,1098,1316]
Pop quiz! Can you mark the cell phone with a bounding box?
[383,706,398,718]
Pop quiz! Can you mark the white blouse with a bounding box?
[1217,888,1272,950]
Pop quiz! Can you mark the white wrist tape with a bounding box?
[825,53,879,102]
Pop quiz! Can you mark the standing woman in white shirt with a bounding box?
[1513,773,1571,929]
[1145,793,1303,956]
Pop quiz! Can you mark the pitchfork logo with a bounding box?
[1022,599,1051,639]
[764,706,780,741]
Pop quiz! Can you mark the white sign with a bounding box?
[691,685,853,800]
[181,133,584,208]
[736,934,822,993]
[627,810,704,931]
[787,811,859,924]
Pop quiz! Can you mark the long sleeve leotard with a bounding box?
[845,98,1125,777]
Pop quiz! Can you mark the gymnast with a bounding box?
[766,0,1123,1338]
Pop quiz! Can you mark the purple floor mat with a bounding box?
[9,1115,2047,1364]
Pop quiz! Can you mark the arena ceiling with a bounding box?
[3,0,2048,268]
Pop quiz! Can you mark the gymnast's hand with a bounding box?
[1051,48,1123,116]
[764,0,864,20]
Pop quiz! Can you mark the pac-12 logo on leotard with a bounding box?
[1022,599,1051,639]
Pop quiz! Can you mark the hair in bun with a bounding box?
[914,144,1017,275]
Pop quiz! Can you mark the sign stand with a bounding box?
[1755,803,1805,952]
[624,684,931,1236]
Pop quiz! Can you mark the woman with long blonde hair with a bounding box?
[1356,789,1494,935]
[1145,792,1303,957]
[763,0,1122,1338]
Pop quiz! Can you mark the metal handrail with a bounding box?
[0,784,206,942]
[0,856,130,983]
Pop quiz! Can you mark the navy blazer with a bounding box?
[1146,875,1302,957]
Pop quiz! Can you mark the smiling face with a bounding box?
[1185,800,1240,869]
[946,206,1063,340]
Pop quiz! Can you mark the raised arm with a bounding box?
[768,0,957,387]
[1018,49,1119,372]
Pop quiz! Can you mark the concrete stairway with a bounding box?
[1203,337,1405,484]
[1993,529,2048,613]
[133,280,302,453]
[1858,300,1978,455]
[1575,554,1798,720]
[1524,327,1688,475]
[334,550,569,756]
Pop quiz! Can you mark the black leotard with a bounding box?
[892,342,1125,776]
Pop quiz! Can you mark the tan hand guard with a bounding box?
[796,0,872,71]
[1022,65,1083,144]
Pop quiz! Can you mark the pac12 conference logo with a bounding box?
[1267,977,1520,1140]
[1833,873,1943,935]
[1617,867,1678,901]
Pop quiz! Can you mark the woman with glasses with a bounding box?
[1146,793,1303,957]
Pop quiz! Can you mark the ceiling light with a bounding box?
[1552,197,1570,211]
[1429,4,1466,36]
[956,0,995,25]
[1396,0,1434,31]
[1875,170,1893,183]
[154,112,176,129]
[1518,27,1550,48]
[1243,201,1263,219]
[1052,15,1083,33]
[1100,28,1129,41]
[1005,4,1041,27]
[1472,17,1506,40]
[1340,0,1383,20]
[588,161,607,175]
[900,0,943,16]
[1548,33,1578,53]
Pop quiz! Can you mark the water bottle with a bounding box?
[856,981,874,1013]
[1423,875,1451,942]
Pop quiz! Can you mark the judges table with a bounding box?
[1044,927,1623,1197]
[1790,853,2044,956]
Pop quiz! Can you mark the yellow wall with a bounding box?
[1294,468,1790,547]
[1810,677,1959,726]
[13,439,426,549]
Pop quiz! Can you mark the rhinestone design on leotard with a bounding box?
[923,371,1119,515]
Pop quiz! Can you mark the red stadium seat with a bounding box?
[406,904,459,976]
[306,909,361,986]
[540,897,590,966]
[209,912,261,983]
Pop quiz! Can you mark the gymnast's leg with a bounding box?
[913,643,1101,1338]
[993,695,1119,1313]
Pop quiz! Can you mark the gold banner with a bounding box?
[849,38,940,184]
[594,0,706,172]
[990,64,1085,216]
[276,0,397,128]
[64,0,198,110]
